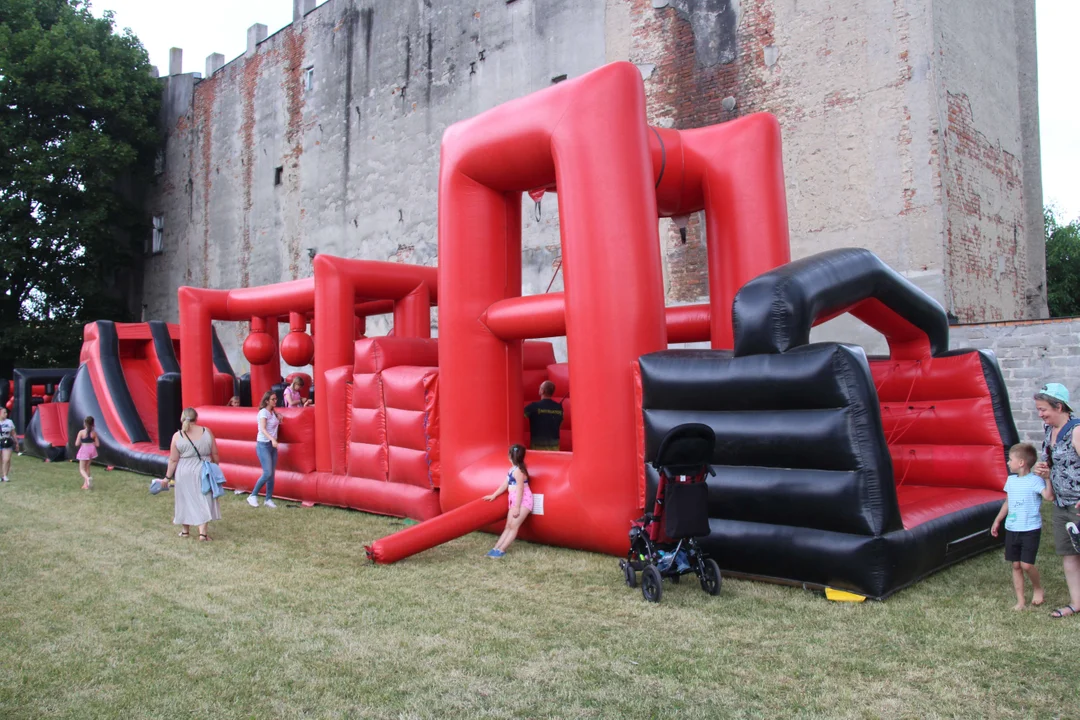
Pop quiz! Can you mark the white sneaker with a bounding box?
[233,489,244,495]
[247,495,259,507]
[264,499,277,509]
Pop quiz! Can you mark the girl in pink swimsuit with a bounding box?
[483,444,533,558]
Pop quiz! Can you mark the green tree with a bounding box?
[0,0,160,377]
[1045,207,1080,318]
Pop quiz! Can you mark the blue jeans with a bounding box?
[252,441,277,499]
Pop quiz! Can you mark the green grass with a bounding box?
[0,455,1074,719]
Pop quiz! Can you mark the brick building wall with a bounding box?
[950,318,1080,444]
[142,0,1044,372]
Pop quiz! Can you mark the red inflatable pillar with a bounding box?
[650,117,790,350]
[313,257,361,473]
[438,62,666,555]
[698,116,789,349]
[178,287,227,408]
[245,316,281,402]
[394,283,431,338]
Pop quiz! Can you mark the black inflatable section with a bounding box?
[977,349,1021,460]
[149,320,181,375]
[0,377,9,410]
[67,364,168,477]
[54,374,75,403]
[12,368,77,434]
[237,373,252,407]
[732,248,949,357]
[211,326,238,395]
[638,347,1005,599]
[640,345,899,539]
[95,321,151,444]
[157,373,182,451]
[270,383,287,408]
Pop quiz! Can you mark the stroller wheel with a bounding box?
[699,558,722,596]
[641,566,663,603]
[622,560,637,588]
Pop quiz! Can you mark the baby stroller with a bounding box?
[619,422,722,603]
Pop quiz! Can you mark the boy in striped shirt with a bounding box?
[991,443,1055,610]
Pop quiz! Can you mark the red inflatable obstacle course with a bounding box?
[367,63,1015,600]
[177,260,456,517]
[31,61,1016,598]
[370,61,790,562]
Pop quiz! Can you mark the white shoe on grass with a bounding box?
[247,495,259,507]
[264,499,277,509]
[233,489,244,495]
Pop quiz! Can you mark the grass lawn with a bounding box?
[0,455,1074,719]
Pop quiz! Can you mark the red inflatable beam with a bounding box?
[365,496,509,564]
[483,293,712,345]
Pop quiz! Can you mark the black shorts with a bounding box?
[1004,528,1041,564]
[0,437,14,450]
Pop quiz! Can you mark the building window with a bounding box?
[274,166,283,186]
[151,215,164,254]
[304,67,315,92]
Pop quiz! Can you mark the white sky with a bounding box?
[92,0,1078,223]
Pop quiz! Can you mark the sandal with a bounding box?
[178,531,190,538]
[199,534,211,542]
[1050,605,1077,619]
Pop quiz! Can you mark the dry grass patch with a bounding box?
[0,456,1073,719]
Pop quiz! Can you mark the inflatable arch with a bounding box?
[431,61,790,557]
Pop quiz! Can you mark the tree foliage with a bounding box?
[1045,207,1080,318]
[0,0,160,376]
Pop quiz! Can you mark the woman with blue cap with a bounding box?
[1032,382,1080,618]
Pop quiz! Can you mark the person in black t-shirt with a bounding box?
[524,381,563,451]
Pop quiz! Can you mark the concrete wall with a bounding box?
[950,318,1080,444]
[142,0,1044,373]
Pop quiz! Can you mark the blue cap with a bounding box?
[1036,382,1072,410]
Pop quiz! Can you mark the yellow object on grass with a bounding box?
[825,587,867,603]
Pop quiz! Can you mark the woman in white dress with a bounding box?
[163,407,221,541]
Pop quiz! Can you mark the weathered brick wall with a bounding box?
[934,0,1046,321]
[624,0,1043,321]
[950,318,1080,443]
[142,0,1044,373]
[144,0,607,367]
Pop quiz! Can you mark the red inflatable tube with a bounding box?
[435,62,790,559]
[365,496,510,564]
